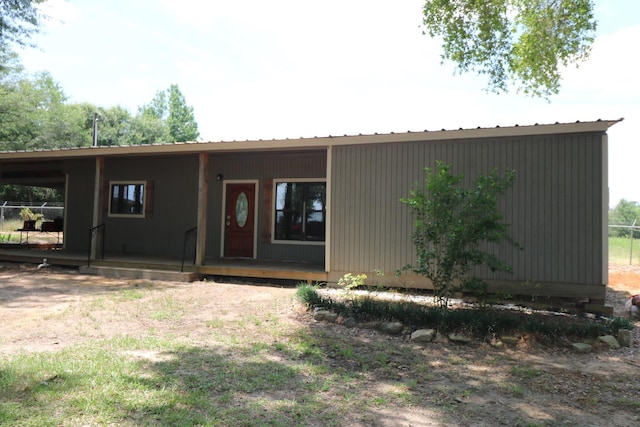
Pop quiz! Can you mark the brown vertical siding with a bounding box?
[208,151,326,262]
[63,159,97,250]
[330,132,606,287]
[101,155,200,256]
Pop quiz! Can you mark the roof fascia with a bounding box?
[0,119,622,161]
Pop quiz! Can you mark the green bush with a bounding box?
[296,286,633,343]
[400,161,519,307]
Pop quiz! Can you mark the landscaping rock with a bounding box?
[597,335,620,350]
[411,329,436,343]
[572,343,593,353]
[379,321,404,335]
[313,310,338,323]
[358,321,381,330]
[488,337,503,347]
[343,317,357,328]
[448,334,472,344]
[617,329,633,347]
[500,335,519,345]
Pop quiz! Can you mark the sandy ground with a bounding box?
[1,261,639,426]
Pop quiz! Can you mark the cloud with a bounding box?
[560,24,640,101]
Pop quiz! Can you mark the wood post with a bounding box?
[91,156,105,259]
[195,153,209,266]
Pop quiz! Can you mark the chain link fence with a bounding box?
[0,202,64,232]
[609,224,640,265]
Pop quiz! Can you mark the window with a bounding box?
[109,181,146,217]
[274,181,325,242]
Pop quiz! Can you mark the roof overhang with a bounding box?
[0,119,622,162]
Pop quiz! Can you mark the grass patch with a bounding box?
[149,295,184,321]
[0,336,348,426]
[510,364,542,379]
[0,233,18,243]
[501,383,525,397]
[609,236,640,265]
[119,288,145,301]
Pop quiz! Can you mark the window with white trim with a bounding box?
[109,181,146,217]
[274,181,325,242]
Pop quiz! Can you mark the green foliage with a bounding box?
[0,56,199,150]
[609,199,640,237]
[401,161,518,307]
[0,233,17,243]
[421,0,597,98]
[139,84,200,142]
[0,0,46,50]
[296,286,629,341]
[296,283,326,307]
[0,184,62,204]
[19,207,43,221]
[609,316,634,334]
[337,273,368,291]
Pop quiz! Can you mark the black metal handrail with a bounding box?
[181,226,198,272]
[87,223,106,267]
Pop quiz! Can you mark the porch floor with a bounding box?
[0,245,327,283]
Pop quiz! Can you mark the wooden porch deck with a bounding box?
[0,245,327,283]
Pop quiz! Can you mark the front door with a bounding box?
[224,182,256,258]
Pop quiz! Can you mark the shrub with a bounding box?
[400,161,519,307]
[296,286,632,343]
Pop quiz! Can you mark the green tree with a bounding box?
[139,84,199,142]
[1,52,200,148]
[125,114,171,145]
[609,199,640,238]
[0,70,90,150]
[139,89,167,121]
[0,0,47,51]
[401,161,518,307]
[421,0,596,98]
[0,184,63,203]
[92,106,135,146]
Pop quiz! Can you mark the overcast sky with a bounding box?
[17,0,640,207]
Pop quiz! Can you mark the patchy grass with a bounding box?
[0,337,344,426]
[1,269,639,426]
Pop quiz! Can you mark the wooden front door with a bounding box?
[224,182,256,258]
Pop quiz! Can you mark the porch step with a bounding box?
[79,265,199,282]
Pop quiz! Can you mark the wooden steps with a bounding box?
[79,265,199,282]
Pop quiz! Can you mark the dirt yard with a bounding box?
[1,261,639,426]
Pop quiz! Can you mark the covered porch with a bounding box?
[0,246,327,284]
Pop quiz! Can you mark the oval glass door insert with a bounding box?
[235,192,249,227]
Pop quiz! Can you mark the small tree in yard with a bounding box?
[401,161,519,308]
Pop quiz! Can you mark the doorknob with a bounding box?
[226,215,231,226]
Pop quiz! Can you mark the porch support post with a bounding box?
[325,145,332,273]
[91,156,105,259]
[601,134,609,286]
[195,152,209,266]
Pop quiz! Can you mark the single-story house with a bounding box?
[0,119,620,309]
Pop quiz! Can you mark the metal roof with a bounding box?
[0,118,622,161]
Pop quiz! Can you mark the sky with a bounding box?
[16,0,640,207]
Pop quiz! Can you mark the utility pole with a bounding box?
[92,112,99,147]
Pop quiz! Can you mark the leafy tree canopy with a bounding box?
[0,0,47,51]
[609,199,640,237]
[422,0,597,98]
[139,84,200,142]
[0,56,200,150]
